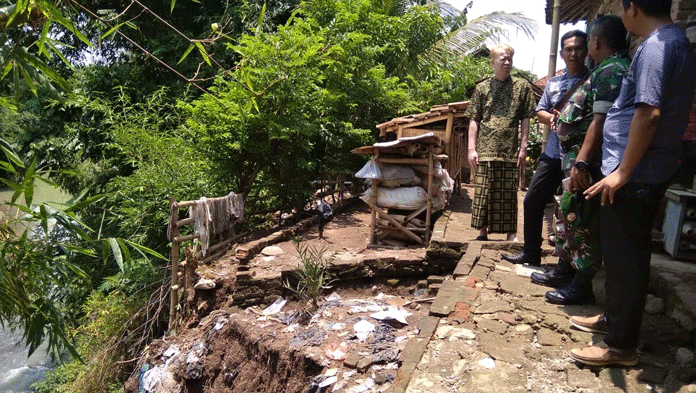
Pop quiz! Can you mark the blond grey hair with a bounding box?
[490,44,515,59]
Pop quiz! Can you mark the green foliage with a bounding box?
[0,141,165,362]
[283,238,335,310]
[33,290,148,393]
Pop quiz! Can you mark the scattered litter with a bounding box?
[326,292,342,301]
[413,288,427,298]
[370,306,410,326]
[184,351,203,379]
[319,376,338,388]
[194,278,216,290]
[213,316,227,331]
[142,365,178,392]
[162,345,180,364]
[291,328,326,348]
[283,323,300,333]
[261,245,284,256]
[307,375,337,393]
[327,323,346,331]
[325,368,339,377]
[371,346,399,364]
[277,310,301,325]
[263,298,287,315]
[479,358,496,369]
[352,378,376,392]
[354,320,376,341]
[370,323,396,345]
[324,343,348,361]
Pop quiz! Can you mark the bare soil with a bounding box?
[125,199,440,393]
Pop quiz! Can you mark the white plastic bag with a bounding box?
[355,158,382,179]
[379,164,416,182]
[360,186,428,210]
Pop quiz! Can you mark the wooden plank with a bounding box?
[426,151,433,243]
[400,128,446,138]
[445,113,454,146]
[395,114,451,130]
[377,157,430,165]
[369,151,379,245]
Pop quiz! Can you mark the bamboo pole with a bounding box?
[366,201,424,244]
[175,217,195,227]
[425,149,433,243]
[405,205,427,223]
[168,197,180,332]
[544,0,562,154]
[173,233,200,243]
[369,151,379,245]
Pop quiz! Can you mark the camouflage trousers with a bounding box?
[554,148,602,274]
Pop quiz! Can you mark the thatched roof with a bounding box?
[544,0,621,25]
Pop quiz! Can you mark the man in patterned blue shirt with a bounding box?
[503,30,588,267]
[571,0,696,367]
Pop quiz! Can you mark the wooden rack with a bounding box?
[354,137,445,246]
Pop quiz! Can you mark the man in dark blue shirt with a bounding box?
[570,0,696,367]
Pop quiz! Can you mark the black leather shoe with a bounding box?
[501,252,541,266]
[545,274,595,305]
[530,259,573,288]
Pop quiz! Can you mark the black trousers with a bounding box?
[523,153,563,258]
[601,181,668,350]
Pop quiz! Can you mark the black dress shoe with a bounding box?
[501,252,541,266]
[530,259,573,288]
[545,274,595,305]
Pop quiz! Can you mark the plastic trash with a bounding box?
[262,298,287,315]
[355,158,382,179]
[370,306,410,325]
[353,320,375,341]
[360,186,428,210]
[324,343,348,361]
[479,358,496,369]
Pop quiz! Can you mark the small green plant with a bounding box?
[283,238,336,312]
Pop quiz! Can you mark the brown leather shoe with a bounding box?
[570,341,638,367]
[570,315,608,334]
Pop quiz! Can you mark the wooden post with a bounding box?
[168,197,180,332]
[369,151,379,245]
[425,149,434,242]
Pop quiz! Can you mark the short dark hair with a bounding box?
[621,0,671,17]
[560,30,588,51]
[589,15,628,52]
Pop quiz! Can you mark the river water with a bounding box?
[0,329,56,392]
[0,183,71,392]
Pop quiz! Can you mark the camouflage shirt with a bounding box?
[558,53,630,149]
[465,76,536,162]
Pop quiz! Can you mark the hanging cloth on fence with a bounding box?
[192,197,212,256]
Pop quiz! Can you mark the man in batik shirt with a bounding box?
[466,44,536,241]
[544,15,630,305]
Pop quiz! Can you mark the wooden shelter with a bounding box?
[376,101,471,190]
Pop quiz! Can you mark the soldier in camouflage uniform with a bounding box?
[544,15,631,304]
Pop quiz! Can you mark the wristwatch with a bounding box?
[574,160,589,171]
